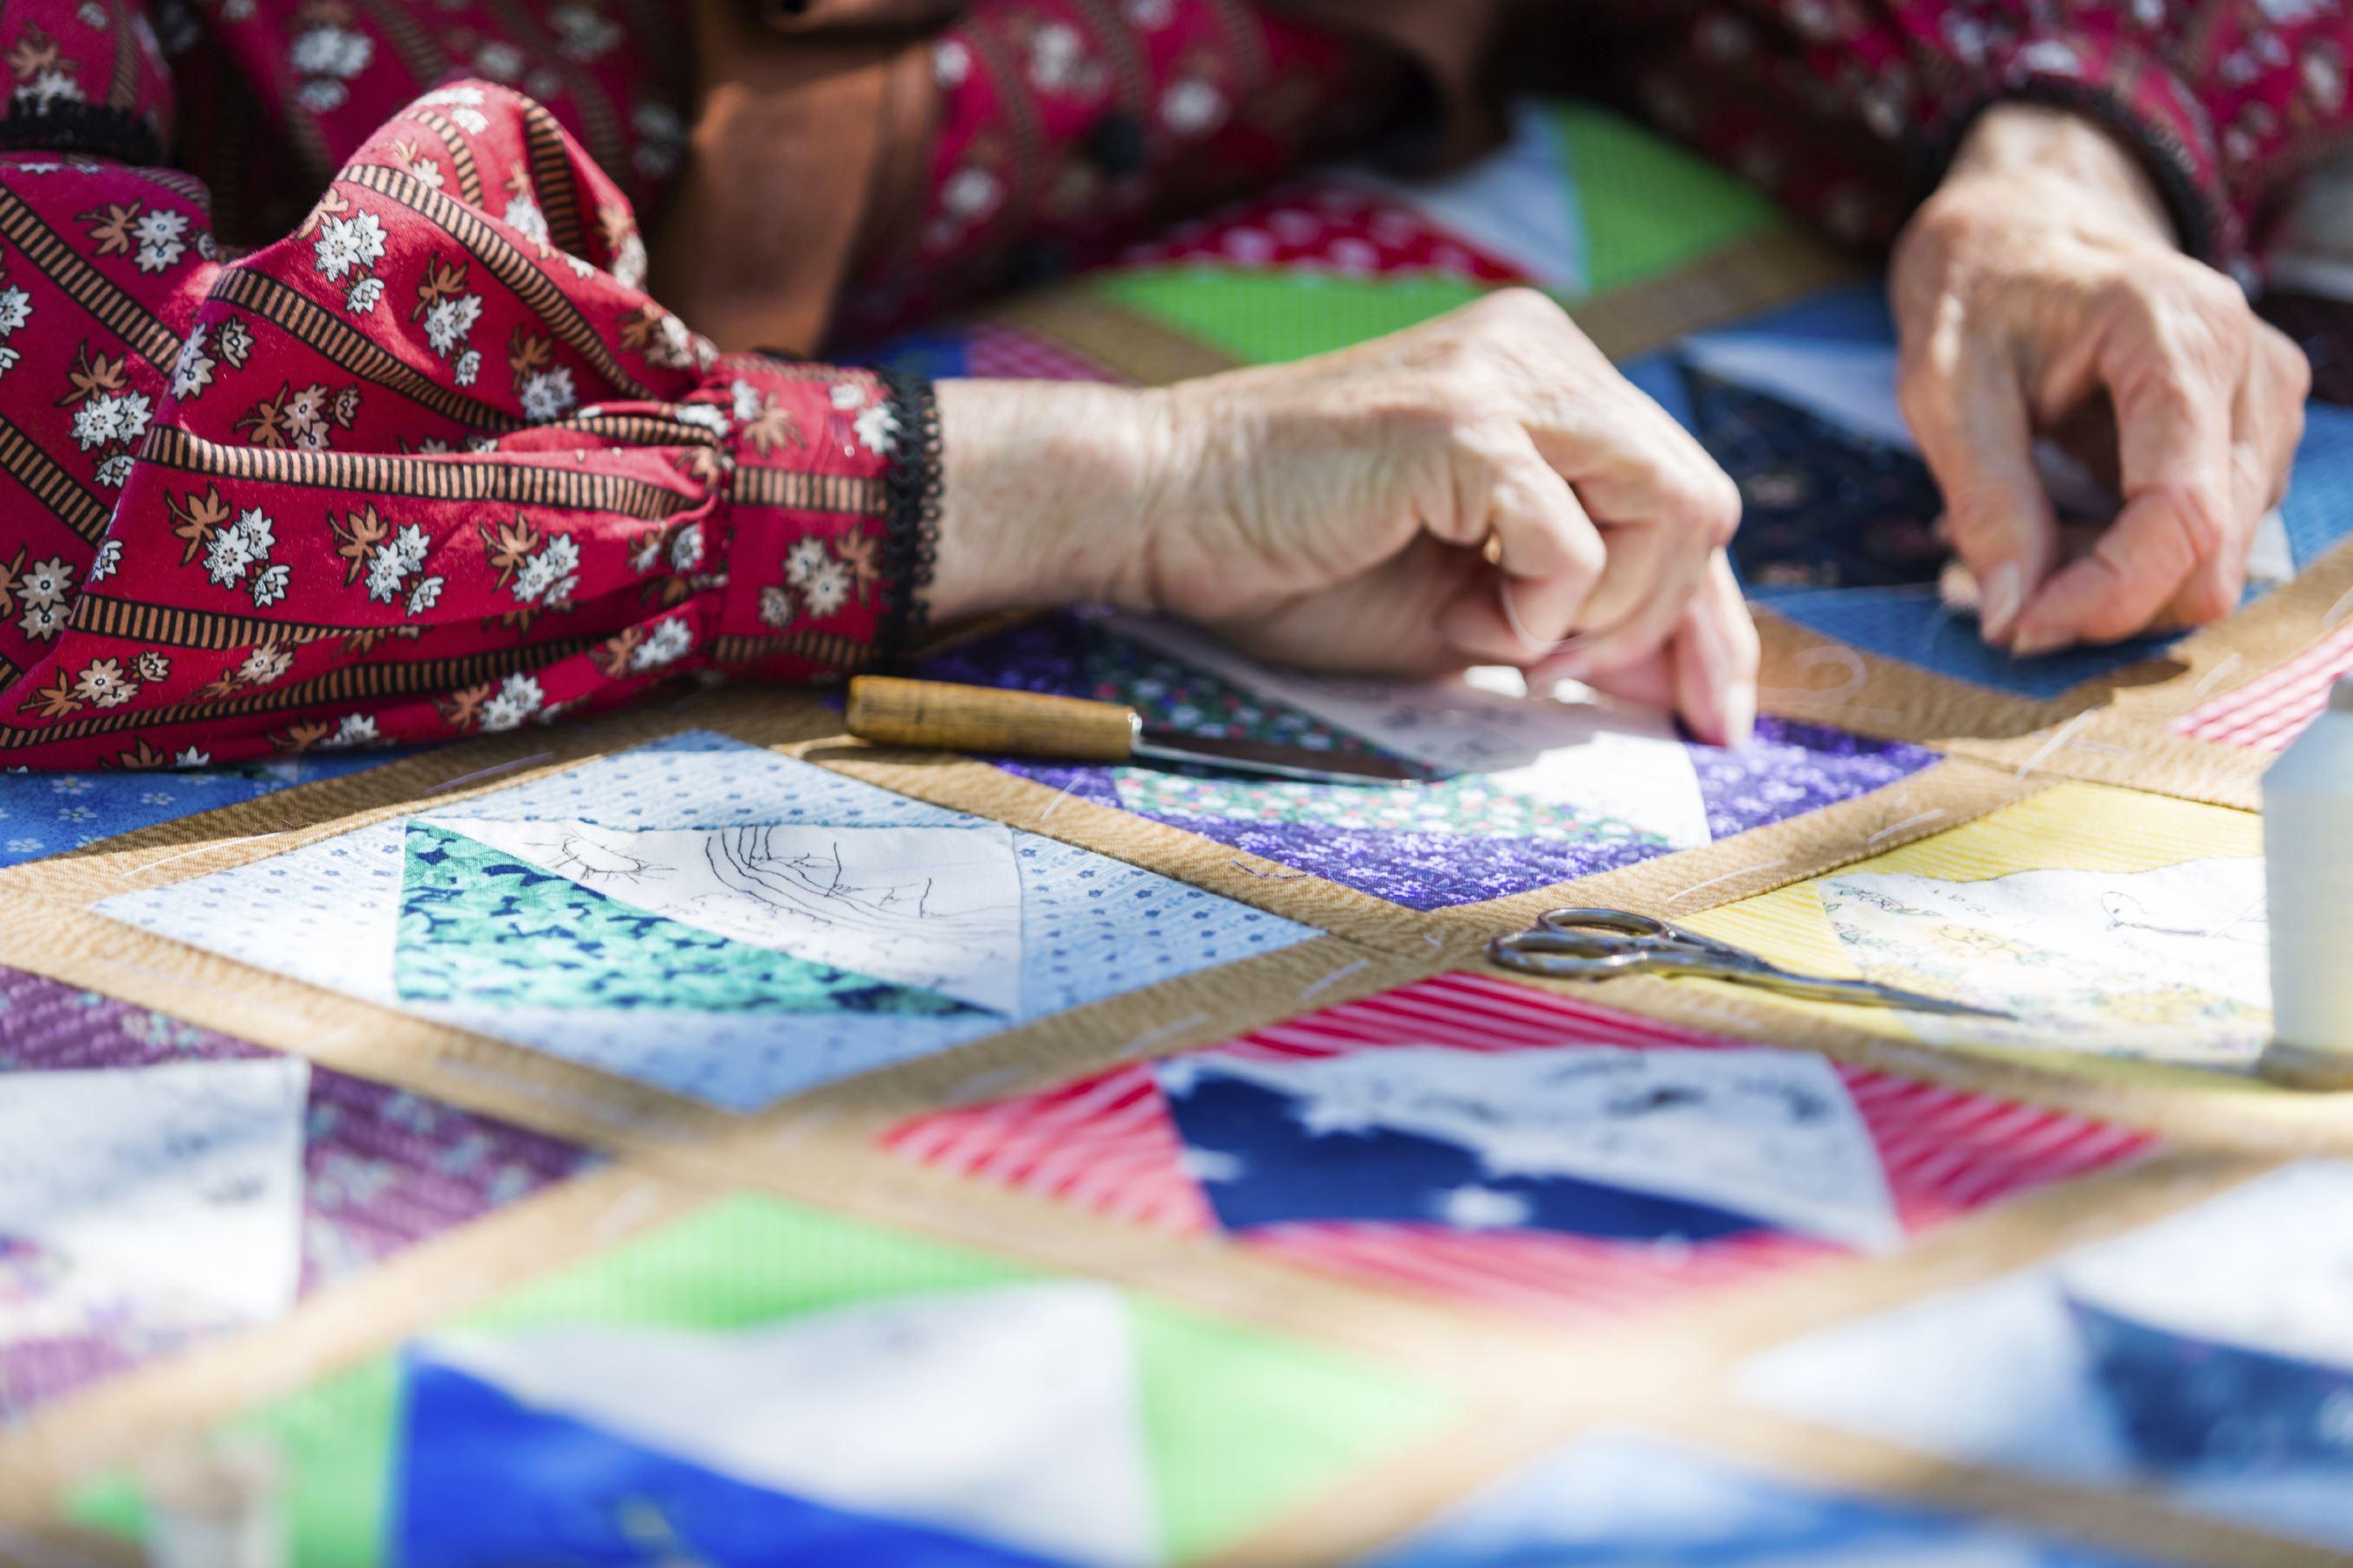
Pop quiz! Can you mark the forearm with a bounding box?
[929,380,1177,624]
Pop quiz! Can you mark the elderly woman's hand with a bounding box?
[1892,104,2311,655]
[932,289,1758,745]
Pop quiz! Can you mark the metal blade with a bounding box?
[1131,731,1422,786]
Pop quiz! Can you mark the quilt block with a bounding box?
[1625,282,2353,702]
[93,731,1314,1111]
[1682,783,2271,1070]
[67,1195,1453,1568]
[920,612,1937,910]
[1740,1162,2353,1552]
[886,973,2152,1323]
[0,965,593,1426]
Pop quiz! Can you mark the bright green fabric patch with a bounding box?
[1553,104,1786,296]
[1095,269,1490,365]
[392,821,964,1016]
[70,1196,1452,1565]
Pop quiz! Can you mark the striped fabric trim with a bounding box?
[0,185,179,368]
[478,0,626,177]
[104,0,142,109]
[733,468,888,515]
[885,972,2155,1321]
[209,268,519,432]
[397,109,485,206]
[70,594,353,651]
[0,651,18,690]
[521,99,588,262]
[340,163,651,401]
[2174,623,2353,752]
[138,426,698,519]
[540,411,716,447]
[354,0,454,99]
[0,415,113,546]
[2,632,603,748]
[710,629,875,671]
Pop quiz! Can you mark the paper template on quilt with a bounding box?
[1157,1044,1902,1253]
[1113,618,1712,850]
[417,1280,1157,1565]
[423,818,1026,1015]
[0,1058,309,1330]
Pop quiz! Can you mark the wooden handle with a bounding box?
[845,677,1140,763]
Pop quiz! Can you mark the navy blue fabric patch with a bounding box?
[1160,1069,1769,1243]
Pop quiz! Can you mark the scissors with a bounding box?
[1488,907,2010,1019]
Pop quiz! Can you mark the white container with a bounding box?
[2260,676,2353,1089]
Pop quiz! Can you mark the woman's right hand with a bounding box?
[934,288,1759,745]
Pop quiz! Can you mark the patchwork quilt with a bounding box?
[1,98,2348,1568]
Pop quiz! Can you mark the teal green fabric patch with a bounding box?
[392,821,967,1017]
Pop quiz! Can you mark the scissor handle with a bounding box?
[1535,907,1672,939]
[1487,930,1664,981]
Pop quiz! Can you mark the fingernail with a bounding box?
[1980,561,2023,643]
[1722,682,1755,748]
[2010,621,2068,658]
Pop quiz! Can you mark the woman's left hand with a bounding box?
[1891,103,2311,655]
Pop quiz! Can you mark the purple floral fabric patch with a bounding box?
[923,614,1939,908]
[0,965,596,1423]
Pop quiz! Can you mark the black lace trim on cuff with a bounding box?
[875,369,943,671]
[0,104,163,167]
[1915,80,2220,266]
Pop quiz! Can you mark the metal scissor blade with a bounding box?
[1717,967,2012,1019]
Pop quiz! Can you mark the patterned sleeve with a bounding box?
[1630,2,2353,269]
[0,76,934,770]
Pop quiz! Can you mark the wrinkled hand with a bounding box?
[1147,289,1755,743]
[934,289,1757,744]
[1892,104,2310,655]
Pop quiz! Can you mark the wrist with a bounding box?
[1944,102,2176,247]
[929,379,1188,622]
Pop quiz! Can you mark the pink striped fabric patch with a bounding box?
[884,973,2155,1323]
[2175,622,2353,752]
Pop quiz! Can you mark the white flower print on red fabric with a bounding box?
[171,322,215,400]
[630,616,692,671]
[318,711,379,748]
[552,3,622,60]
[131,208,187,273]
[480,671,546,731]
[313,209,386,282]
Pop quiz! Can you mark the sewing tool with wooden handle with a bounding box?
[844,677,1420,785]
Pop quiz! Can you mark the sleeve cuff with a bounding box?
[875,368,943,671]
[1921,32,2239,268]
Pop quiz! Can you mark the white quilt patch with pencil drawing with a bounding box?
[416,1280,1158,1566]
[0,1057,310,1336]
[1817,856,2271,1064]
[426,817,1027,1015]
[1112,617,1713,851]
[1157,1042,1902,1253]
